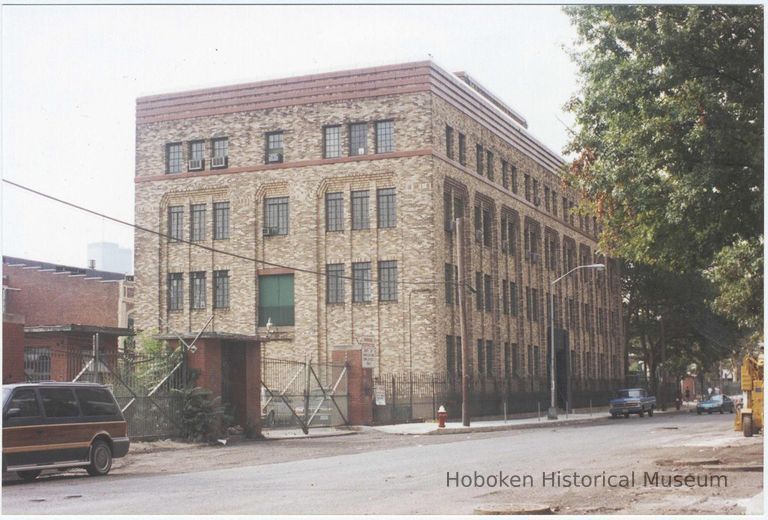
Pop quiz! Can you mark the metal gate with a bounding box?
[261,357,348,434]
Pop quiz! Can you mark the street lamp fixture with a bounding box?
[548,263,605,420]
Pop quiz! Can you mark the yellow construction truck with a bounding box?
[734,353,763,437]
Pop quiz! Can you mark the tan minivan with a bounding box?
[2,382,129,481]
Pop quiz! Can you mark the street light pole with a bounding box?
[548,263,605,420]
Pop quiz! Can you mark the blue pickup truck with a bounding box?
[609,388,656,418]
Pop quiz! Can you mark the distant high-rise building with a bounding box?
[87,242,133,274]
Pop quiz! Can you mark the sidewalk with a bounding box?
[372,409,684,435]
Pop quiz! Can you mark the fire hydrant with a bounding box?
[437,405,448,428]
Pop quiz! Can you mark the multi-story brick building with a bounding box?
[134,61,625,413]
[2,256,134,383]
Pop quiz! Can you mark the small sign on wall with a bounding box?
[358,336,376,369]
[374,384,386,406]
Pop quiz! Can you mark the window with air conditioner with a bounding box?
[188,141,205,171]
[211,137,228,168]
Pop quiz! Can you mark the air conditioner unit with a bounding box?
[358,147,366,155]
[474,229,484,242]
[267,152,283,163]
[188,159,204,171]
[263,227,280,236]
[211,156,227,169]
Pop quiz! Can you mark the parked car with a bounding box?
[2,382,130,481]
[609,388,656,418]
[696,394,735,415]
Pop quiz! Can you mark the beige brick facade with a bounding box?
[134,61,625,391]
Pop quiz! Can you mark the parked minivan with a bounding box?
[2,382,129,481]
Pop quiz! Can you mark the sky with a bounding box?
[1,4,580,271]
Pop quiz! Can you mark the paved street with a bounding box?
[2,412,762,515]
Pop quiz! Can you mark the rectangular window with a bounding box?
[531,288,539,321]
[476,144,483,175]
[325,192,344,232]
[326,263,345,304]
[534,346,541,377]
[213,202,230,240]
[533,179,540,206]
[524,174,531,202]
[445,263,454,305]
[475,271,483,311]
[265,131,284,163]
[323,125,341,159]
[168,273,183,311]
[458,133,466,165]
[486,340,494,376]
[168,206,183,242]
[76,388,119,417]
[264,197,289,235]
[502,280,509,315]
[552,190,558,216]
[510,282,518,316]
[190,271,206,309]
[258,274,294,326]
[351,190,370,230]
[189,141,204,161]
[526,287,532,321]
[349,123,368,156]
[445,125,454,159]
[486,150,494,181]
[211,138,228,168]
[212,137,228,158]
[477,339,485,376]
[213,270,229,309]
[447,336,455,376]
[375,120,394,153]
[511,165,519,194]
[39,388,80,418]
[352,262,372,303]
[544,186,550,211]
[484,274,492,312]
[189,140,205,170]
[502,160,509,189]
[23,348,50,382]
[482,207,492,247]
[166,142,182,174]
[473,204,482,243]
[190,203,206,242]
[376,188,396,228]
[378,260,398,302]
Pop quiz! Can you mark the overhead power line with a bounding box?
[2,178,452,289]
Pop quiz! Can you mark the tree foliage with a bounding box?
[564,5,763,338]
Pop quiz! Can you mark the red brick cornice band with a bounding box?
[135,61,564,176]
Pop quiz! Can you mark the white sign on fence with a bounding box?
[374,384,386,406]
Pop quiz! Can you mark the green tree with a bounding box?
[564,5,763,337]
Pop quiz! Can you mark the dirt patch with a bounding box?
[559,437,763,515]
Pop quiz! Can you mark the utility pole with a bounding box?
[456,217,470,427]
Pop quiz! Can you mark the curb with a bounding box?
[262,430,358,441]
[428,416,605,435]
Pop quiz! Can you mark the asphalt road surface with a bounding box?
[2,412,762,515]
